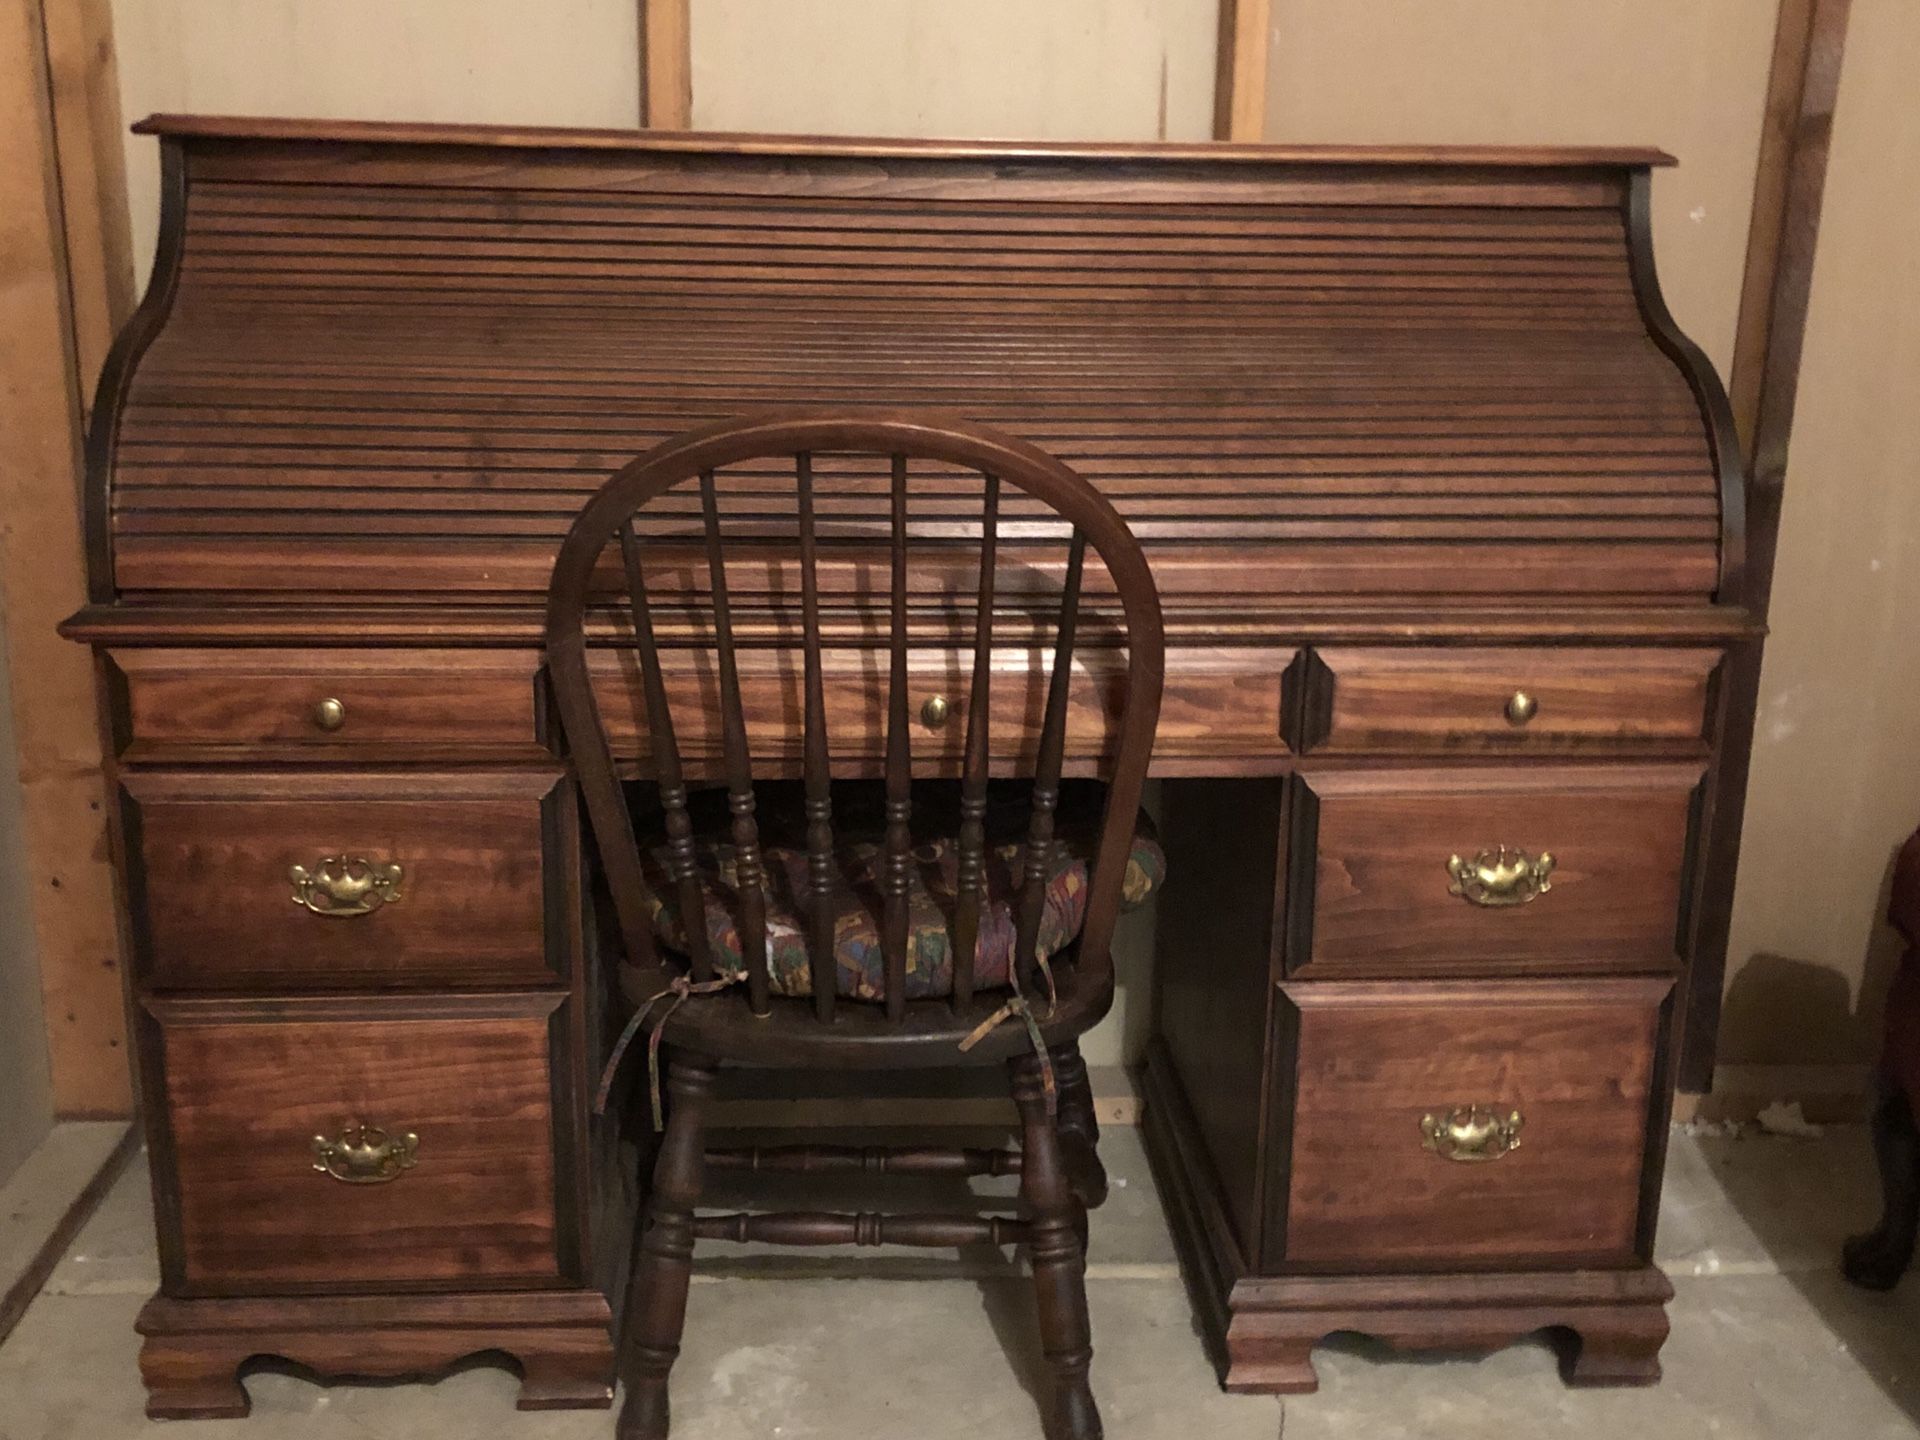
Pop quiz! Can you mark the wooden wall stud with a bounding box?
[1679,0,1851,1089]
[1213,0,1272,142]
[641,0,692,130]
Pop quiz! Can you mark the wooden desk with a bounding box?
[65,118,1750,1414]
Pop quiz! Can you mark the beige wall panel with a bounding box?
[1720,0,1920,1069]
[689,0,1217,144]
[112,0,641,284]
[1263,0,1776,375]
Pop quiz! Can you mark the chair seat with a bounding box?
[638,779,1165,1002]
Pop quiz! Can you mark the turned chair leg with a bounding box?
[1011,1052,1102,1440]
[1845,1083,1920,1290]
[620,1055,716,1440]
[1050,1041,1109,1212]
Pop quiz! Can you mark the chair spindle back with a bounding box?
[546,412,1164,1022]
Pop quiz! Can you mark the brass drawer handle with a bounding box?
[312,696,347,731]
[312,1123,419,1184]
[289,856,404,916]
[1422,1105,1524,1163]
[1504,690,1538,726]
[920,694,951,729]
[1447,847,1554,907]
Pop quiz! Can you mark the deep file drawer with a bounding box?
[148,993,570,1294]
[1272,977,1669,1272]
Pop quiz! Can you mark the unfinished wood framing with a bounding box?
[1213,0,1271,141]
[0,0,136,1115]
[1678,0,1852,1090]
[641,0,692,129]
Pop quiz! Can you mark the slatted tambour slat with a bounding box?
[104,121,1728,605]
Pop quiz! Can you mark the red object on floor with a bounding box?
[1878,828,1920,1108]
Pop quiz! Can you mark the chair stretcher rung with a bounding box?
[690,1210,1028,1247]
[704,1143,1022,1176]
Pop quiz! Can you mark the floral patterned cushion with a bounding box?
[638,783,1164,1003]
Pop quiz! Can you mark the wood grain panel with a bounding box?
[1296,764,1703,976]
[589,644,1291,774]
[114,648,540,756]
[99,125,1722,603]
[1278,978,1669,1270]
[1303,646,1720,753]
[122,770,561,988]
[150,994,564,1292]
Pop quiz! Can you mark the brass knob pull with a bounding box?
[312,697,347,732]
[312,1123,419,1184]
[1422,1105,1524,1163]
[290,856,404,917]
[920,695,951,729]
[1447,847,1554,908]
[1504,690,1538,726]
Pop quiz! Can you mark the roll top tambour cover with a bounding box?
[98,117,1735,609]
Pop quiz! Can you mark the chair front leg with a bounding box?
[1011,1051,1102,1440]
[620,1053,716,1440]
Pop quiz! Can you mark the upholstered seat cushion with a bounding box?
[635,780,1165,1002]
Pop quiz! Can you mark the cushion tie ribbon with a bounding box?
[957,953,1061,1115]
[596,971,744,1129]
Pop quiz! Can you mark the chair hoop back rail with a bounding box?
[542,409,1165,1440]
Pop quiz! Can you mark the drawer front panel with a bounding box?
[124,770,564,988]
[153,995,565,1293]
[1276,978,1668,1271]
[1295,764,1702,976]
[591,645,1292,774]
[1298,647,1719,754]
[114,648,540,754]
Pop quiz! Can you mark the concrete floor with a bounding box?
[1,1124,1916,1439]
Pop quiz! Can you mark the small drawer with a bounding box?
[1290,763,1702,976]
[1290,647,1720,754]
[148,993,568,1293]
[122,769,567,988]
[1273,977,1669,1271]
[591,644,1293,777]
[112,648,540,755]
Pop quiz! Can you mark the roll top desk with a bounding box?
[64,117,1751,1414]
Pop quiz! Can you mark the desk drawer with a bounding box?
[122,770,566,988]
[1294,647,1719,754]
[149,994,566,1293]
[113,648,540,755]
[1275,978,1668,1271]
[591,644,1292,774]
[1292,764,1702,976]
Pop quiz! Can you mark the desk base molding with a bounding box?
[1216,1269,1673,1395]
[135,1290,615,1419]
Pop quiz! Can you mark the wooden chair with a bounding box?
[544,411,1165,1440]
